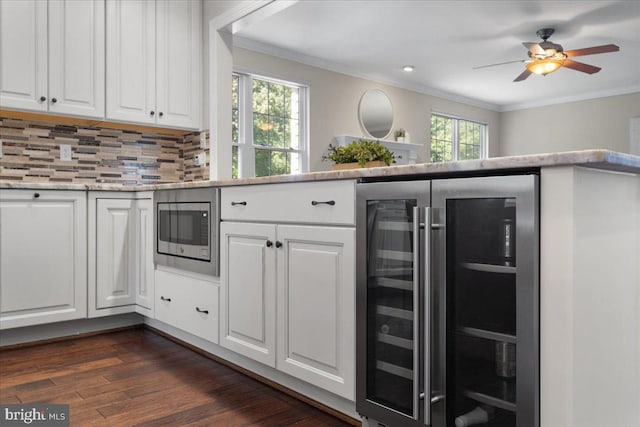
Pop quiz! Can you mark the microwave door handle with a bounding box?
[412,206,421,420]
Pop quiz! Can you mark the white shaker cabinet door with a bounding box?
[155,0,201,129]
[95,198,137,309]
[106,0,156,124]
[134,198,154,313]
[276,225,356,400]
[0,190,87,329]
[48,0,105,118]
[0,0,48,111]
[220,221,277,367]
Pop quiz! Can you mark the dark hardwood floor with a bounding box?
[0,328,354,426]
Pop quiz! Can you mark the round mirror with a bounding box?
[359,89,393,139]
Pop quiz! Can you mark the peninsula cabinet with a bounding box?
[0,0,105,118]
[220,180,356,400]
[88,192,154,318]
[105,0,201,129]
[0,190,87,329]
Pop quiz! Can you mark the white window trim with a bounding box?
[431,112,489,161]
[233,71,309,178]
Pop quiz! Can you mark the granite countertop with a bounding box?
[2,149,639,191]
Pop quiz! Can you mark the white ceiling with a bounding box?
[233,0,640,111]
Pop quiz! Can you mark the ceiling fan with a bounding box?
[474,28,620,82]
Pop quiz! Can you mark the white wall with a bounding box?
[233,47,501,172]
[499,93,640,156]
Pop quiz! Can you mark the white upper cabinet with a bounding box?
[106,0,201,129]
[0,0,47,111]
[156,0,201,129]
[105,0,156,125]
[0,0,105,118]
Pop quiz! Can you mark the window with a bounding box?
[232,73,308,178]
[430,113,487,162]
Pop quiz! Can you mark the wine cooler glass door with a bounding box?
[432,175,539,427]
[356,181,430,427]
[366,198,418,416]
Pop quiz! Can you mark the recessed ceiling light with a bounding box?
[402,65,415,72]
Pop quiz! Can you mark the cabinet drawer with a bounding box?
[155,270,218,344]
[221,180,355,225]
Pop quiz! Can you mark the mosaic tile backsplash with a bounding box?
[0,116,210,185]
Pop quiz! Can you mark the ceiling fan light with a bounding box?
[527,58,564,75]
[402,65,415,72]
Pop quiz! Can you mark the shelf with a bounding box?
[458,359,516,412]
[460,262,516,274]
[458,326,516,344]
[376,305,413,320]
[377,221,411,232]
[371,267,413,277]
[375,277,413,291]
[377,332,413,350]
[376,249,412,262]
[463,390,516,413]
[376,360,413,380]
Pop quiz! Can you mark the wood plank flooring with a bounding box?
[0,328,354,426]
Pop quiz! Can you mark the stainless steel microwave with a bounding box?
[154,187,220,276]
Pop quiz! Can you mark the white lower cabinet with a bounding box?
[220,222,277,367]
[155,269,219,344]
[0,190,87,329]
[220,220,355,399]
[276,225,355,400]
[88,192,154,317]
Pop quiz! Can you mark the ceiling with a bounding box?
[232,0,640,111]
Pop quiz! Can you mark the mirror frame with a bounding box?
[358,89,394,139]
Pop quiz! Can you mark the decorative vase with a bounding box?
[396,136,405,142]
[331,161,387,171]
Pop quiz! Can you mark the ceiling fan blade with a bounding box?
[473,59,527,70]
[513,69,532,82]
[523,42,544,55]
[562,59,601,74]
[563,44,620,58]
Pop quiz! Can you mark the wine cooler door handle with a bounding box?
[423,206,433,426]
[411,206,421,420]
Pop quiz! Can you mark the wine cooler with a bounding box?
[356,175,539,427]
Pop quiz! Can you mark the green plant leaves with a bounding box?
[323,140,396,167]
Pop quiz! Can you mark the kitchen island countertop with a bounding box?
[1,149,638,191]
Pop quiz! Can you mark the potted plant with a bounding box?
[323,139,397,170]
[395,128,406,142]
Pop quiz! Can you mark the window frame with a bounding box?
[430,112,488,162]
[232,71,309,178]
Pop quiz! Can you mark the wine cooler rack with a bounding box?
[448,197,520,426]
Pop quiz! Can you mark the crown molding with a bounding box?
[499,86,640,112]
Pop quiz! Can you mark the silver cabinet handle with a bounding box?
[231,201,247,206]
[160,296,171,302]
[195,307,208,314]
[411,206,421,420]
[311,200,335,206]
[424,207,433,425]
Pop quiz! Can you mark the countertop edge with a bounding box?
[2,150,638,191]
